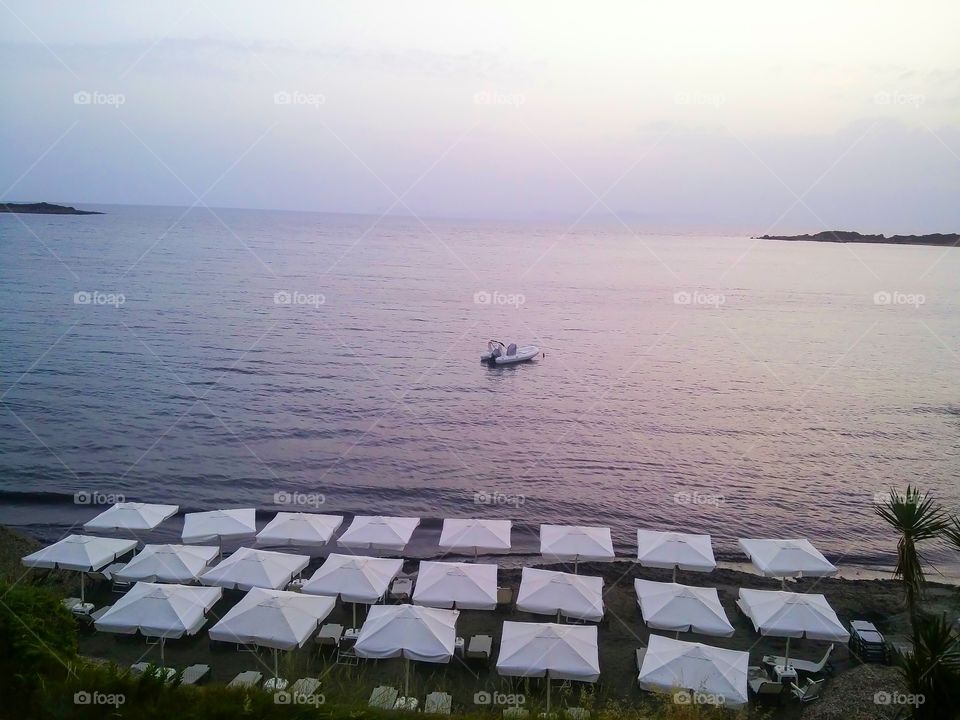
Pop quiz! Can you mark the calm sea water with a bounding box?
[1,205,958,567]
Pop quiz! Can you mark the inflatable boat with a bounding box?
[480,340,541,366]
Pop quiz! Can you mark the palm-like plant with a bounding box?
[875,486,948,630]
[898,614,960,719]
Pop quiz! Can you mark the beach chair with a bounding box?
[130,663,177,682]
[497,587,514,612]
[466,634,493,662]
[390,578,413,602]
[425,691,452,714]
[748,666,783,699]
[762,644,834,675]
[369,686,399,709]
[263,677,289,691]
[316,623,344,649]
[181,664,211,685]
[394,696,419,711]
[227,670,263,688]
[564,708,589,720]
[503,708,529,719]
[790,678,825,703]
[290,678,321,697]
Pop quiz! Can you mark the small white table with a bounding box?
[774,664,798,684]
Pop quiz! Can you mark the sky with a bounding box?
[1,0,958,232]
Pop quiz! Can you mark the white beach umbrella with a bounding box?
[438,518,512,558]
[209,587,336,684]
[412,561,498,610]
[636,530,716,582]
[256,512,343,547]
[737,588,849,665]
[497,621,600,713]
[200,547,309,591]
[301,553,403,625]
[638,634,749,707]
[83,502,179,532]
[738,538,837,586]
[337,515,420,554]
[516,567,604,622]
[354,604,459,696]
[182,509,257,555]
[540,524,614,572]
[94,581,222,665]
[22,534,137,602]
[115,544,219,584]
[634,579,734,637]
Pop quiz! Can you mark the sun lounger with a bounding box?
[497,587,514,612]
[390,578,413,602]
[503,708,529,719]
[790,678,825,703]
[369,686,399,709]
[762,644,834,675]
[290,678,321,697]
[316,623,345,648]
[227,670,263,688]
[748,666,783,697]
[181,664,211,685]
[466,634,493,661]
[394,696,419,711]
[62,597,82,610]
[89,605,112,622]
[564,708,589,720]
[425,691,452,714]
[130,663,177,682]
[263,677,289,691]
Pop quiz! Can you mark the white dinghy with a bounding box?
[480,340,540,366]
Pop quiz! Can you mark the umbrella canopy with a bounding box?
[496,621,600,681]
[438,518,512,554]
[516,567,604,622]
[182,509,257,544]
[337,515,420,553]
[22,534,137,571]
[737,589,849,640]
[94,582,222,638]
[115,544,219,583]
[199,547,309,591]
[301,553,403,603]
[83,502,179,532]
[412,561,498,610]
[737,538,837,579]
[637,634,749,707]
[636,530,716,575]
[256,512,343,547]
[209,587,336,650]
[354,604,459,662]
[540,524,614,568]
[634,579,733,637]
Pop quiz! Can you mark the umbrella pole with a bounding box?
[672,567,677,583]
[274,648,279,683]
[352,603,357,628]
[574,556,579,574]
[160,637,165,667]
[546,673,551,714]
[784,637,791,667]
[405,657,410,697]
[80,571,85,603]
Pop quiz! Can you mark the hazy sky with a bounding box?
[2,1,958,232]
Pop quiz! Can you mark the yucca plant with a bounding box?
[898,614,960,719]
[875,486,948,631]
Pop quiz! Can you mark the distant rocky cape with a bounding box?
[757,230,959,247]
[0,202,102,215]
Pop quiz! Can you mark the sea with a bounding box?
[2,205,958,571]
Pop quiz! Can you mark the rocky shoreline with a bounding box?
[757,230,959,247]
